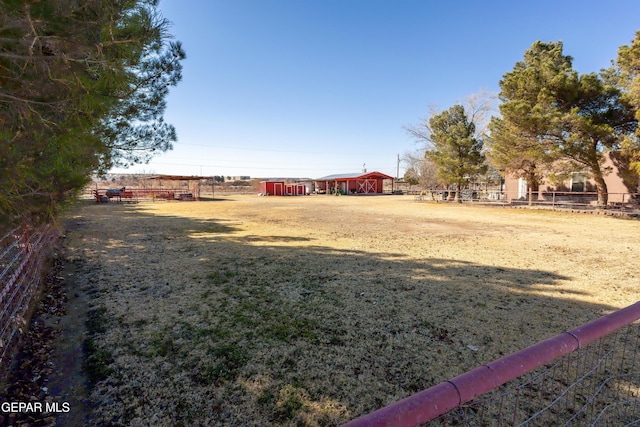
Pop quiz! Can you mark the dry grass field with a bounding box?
[61,195,640,426]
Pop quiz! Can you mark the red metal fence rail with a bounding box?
[0,224,58,378]
[344,301,640,426]
[89,187,200,203]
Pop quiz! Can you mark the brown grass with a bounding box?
[62,195,640,426]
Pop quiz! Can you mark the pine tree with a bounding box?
[0,0,185,228]
[488,40,636,207]
[617,31,640,174]
[487,41,573,205]
[425,105,486,202]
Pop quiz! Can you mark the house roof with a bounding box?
[316,171,394,181]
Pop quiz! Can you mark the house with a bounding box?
[259,180,309,196]
[503,152,639,205]
[315,171,394,195]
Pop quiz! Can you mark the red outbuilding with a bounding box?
[315,171,394,195]
[259,181,309,196]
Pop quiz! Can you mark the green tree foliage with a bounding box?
[487,41,574,205]
[552,72,636,206]
[422,105,486,201]
[489,41,637,207]
[0,0,184,228]
[617,31,640,174]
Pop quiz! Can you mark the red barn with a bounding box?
[315,171,394,195]
[259,181,308,196]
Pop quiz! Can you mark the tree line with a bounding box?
[0,0,185,231]
[406,33,640,207]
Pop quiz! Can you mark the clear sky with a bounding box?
[108,0,640,179]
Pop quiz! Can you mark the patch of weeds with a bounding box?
[86,306,108,334]
[206,269,236,285]
[177,321,197,340]
[421,321,455,344]
[206,271,226,285]
[83,306,113,385]
[282,357,297,370]
[188,303,201,314]
[259,385,306,422]
[212,343,248,372]
[264,315,318,342]
[149,334,175,357]
[328,334,344,346]
[317,325,346,346]
[83,336,113,384]
[258,388,276,407]
[132,318,148,328]
[274,384,307,422]
[198,343,248,383]
[195,326,230,341]
[227,300,263,329]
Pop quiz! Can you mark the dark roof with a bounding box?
[316,171,394,181]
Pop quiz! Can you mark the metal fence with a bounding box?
[0,224,58,378]
[89,187,199,203]
[414,190,640,211]
[344,301,640,427]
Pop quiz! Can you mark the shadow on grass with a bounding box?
[67,202,627,426]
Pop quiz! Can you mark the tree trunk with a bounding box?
[526,171,537,207]
[593,168,608,208]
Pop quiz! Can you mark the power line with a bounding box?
[174,142,396,156]
[121,161,394,172]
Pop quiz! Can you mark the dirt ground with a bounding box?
[15,195,640,425]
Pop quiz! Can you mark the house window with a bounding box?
[570,173,586,192]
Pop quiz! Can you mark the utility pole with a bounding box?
[394,154,400,194]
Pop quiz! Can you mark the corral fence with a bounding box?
[344,301,640,426]
[89,187,199,203]
[0,224,58,380]
[414,190,640,211]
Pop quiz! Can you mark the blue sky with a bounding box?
[109,0,640,179]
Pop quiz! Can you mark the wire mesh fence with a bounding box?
[0,224,58,378]
[344,302,640,427]
[428,321,640,426]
